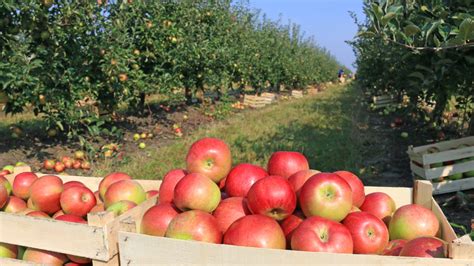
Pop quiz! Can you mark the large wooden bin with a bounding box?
[0,167,161,266]
[118,181,473,265]
[408,136,474,195]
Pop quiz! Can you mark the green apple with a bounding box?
[133,133,140,141]
[401,132,409,138]
[139,143,146,149]
[2,165,14,174]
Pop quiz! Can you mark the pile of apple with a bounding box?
[0,170,158,265]
[141,137,445,258]
[43,151,91,173]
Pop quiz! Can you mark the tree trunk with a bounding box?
[185,87,192,105]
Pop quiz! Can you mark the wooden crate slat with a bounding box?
[0,213,109,260]
[410,136,474,154]
[423,160,474,180]
[450,235,474,260]
[432,177,474,195]
[421,146,474,165]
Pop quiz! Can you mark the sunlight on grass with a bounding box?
[94,84,366,180]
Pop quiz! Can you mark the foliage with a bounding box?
[0,0,345,142]
[351,0,474,134]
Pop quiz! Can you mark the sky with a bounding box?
[249,0,365,71]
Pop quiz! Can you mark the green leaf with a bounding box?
[404,24,421,36]
[458,18,474,42]
[381,12,396,26]
[56,121,64,131]
[408,72,424,80]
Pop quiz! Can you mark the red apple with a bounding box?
[72,160,82,169]
[267,151,309,178]
[90,203,105,213]
[12,172,38,200]
[389,204,439,241]
[60,186,96,217]
[67,254,91,264]
[288,169,320,196]
[80,161,91,170]
[43,159,55,170]
[246,175,296,220]
[26,211,50,218]
[2,196,27,213]
[291,216,353,253]
[342,212,389,254]
[98,172,132,201]
[54,162,65,173]
[22,248,68,266]
[185,137,232,183]
[218,177,226,190]
[173,173,221,213]
[213,197,251,233]
[334,171,365,207]
[0,242,18,258]
[141,203,180,236]
[165,210,222,244]
[106,200,137,216]
[299,172,352,221]
[146,190,159,199]
[55,214,87,223]
[158,169,187,204]
[0,175,12,195]
[360,192,396,224]
[52,210,65,219]
[224,163,268,197]
[29,175,63,214]
[382,239,407,256]
[63,181,85,190]
[399,237,445,258]
[280,212,304,248]
[103,179,146,208]
[0,185,7,209]
[27,197,38,211]
[224,214,286,249]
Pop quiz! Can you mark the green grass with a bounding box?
[94,84,368,180]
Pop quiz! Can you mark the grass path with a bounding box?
[94,84,368,180]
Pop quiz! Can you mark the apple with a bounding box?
[185,137,232,183]
[158,169,187,204]
[218,177,226,190]
[2,196,27,213]
[27,197,38,211]
[72,160,82,169]
[399,237,445,258]
[342,212,389,254]
[139,142,146,149]
[67,254,91,264]
[0,186,7,209]
[61,156,72,167]
[267,151,309,178]
[88,203,104,213]
[0,175,12,195]
[146,190,159,199]
[12,172,38,199]
[165,210,222,244]
[94,191,101,203]
[291,216,353,254]
[280,212,304,248]
[288,169,320,196]
[98,172,132,201]
[213,197,251,233]
[246,175,296,220]
[52,210,65,219]
[0,242,18,258]
[389,204,439,241]
[224,163,268,197]
[106,200,137,216]
[173,173,221,213]
[334,170,365,207]
[26,211,50,218]
[223,214,286,249]
[103,179,146,208]
[63,181,85,190]
[141,203,180,237]
[23,248,68,266]
[360,192,396,225]
[54,162,65,173]
[299,172,352,222]
[350,205,361,213]
[60,186,96,217]
[29,175,63,214]
[55,214,87,223]
[74,151,85,160]
[382,239,407,256]
[2,165,14,174]
[81,161,91,170]
[43,160,55,170]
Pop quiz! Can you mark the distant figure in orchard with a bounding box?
[338,69,345,83]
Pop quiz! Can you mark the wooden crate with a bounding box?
[0,166,161,266]
[372,95,397,109]
[407,136,474,195]
[260,92,278,104]
[291,90,304,99]
[117,181,473,265]
[243,95,268,108]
